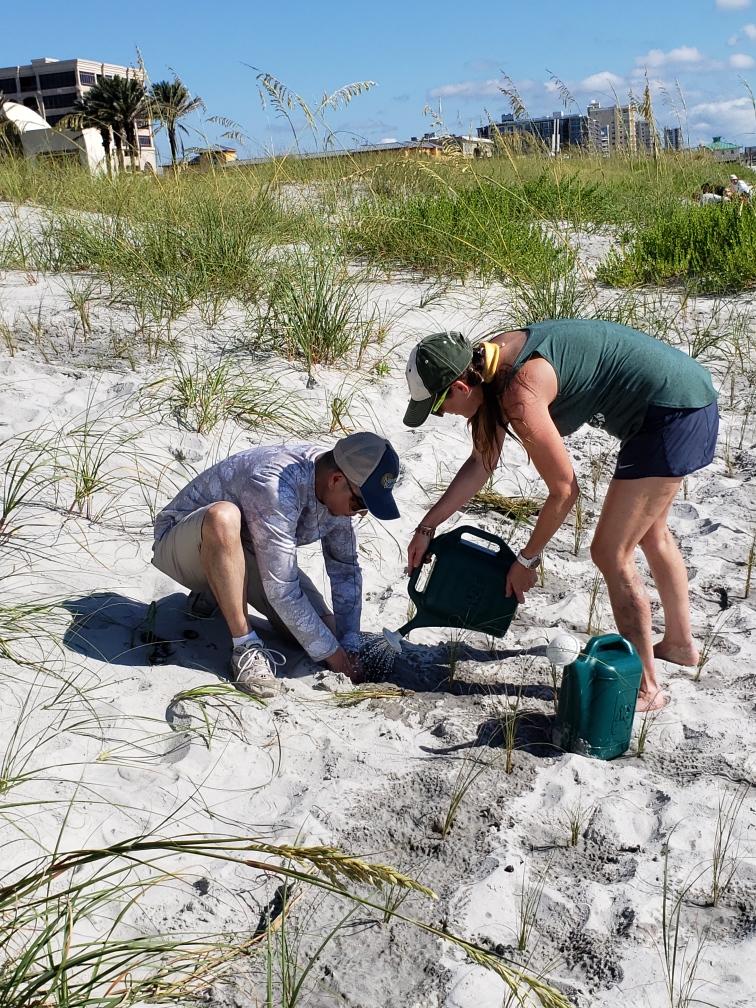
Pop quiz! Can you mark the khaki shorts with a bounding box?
[151,504,330,641]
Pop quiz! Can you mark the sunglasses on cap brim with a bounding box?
[431,386,451,415]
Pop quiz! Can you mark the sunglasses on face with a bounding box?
[432,386,451,415]
[343,474,367,514]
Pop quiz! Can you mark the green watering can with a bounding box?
[387,525,518,647]
[553,634,642,760]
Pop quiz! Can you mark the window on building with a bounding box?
[22,97,41,114]
[44,92,77,109]
[79,71,97,86]
[19,75,37,91]
[138,135,152,148]
[39,70,77,90]
[0,76,18,93]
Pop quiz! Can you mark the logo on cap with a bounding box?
[381,472,398,489]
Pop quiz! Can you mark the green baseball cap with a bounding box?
[403,331,473,427]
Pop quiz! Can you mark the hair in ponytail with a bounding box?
[462,344,516,473]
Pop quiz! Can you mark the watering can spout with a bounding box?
[382,628,405,654]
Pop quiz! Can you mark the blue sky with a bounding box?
[7,0,756,161]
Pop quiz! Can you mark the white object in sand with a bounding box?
[546,631,581,667]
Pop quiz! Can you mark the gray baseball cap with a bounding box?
[333,432,400,520]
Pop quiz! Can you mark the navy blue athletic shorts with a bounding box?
[614,401,719,480]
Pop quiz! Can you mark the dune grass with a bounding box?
[146,355,309,435]
[598,201,756,294]
[344,177,572,282]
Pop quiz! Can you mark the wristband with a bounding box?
[415,524,435,537]
[516,550,542,570]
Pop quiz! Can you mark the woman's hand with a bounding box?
[505,562,539,603]
[406,530,432,573]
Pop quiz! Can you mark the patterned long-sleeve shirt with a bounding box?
[154,443,362,660]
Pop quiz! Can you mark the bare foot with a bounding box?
[636,689,669,713]
[653,640,699,667]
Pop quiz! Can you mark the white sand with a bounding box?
[1,202,755,1007]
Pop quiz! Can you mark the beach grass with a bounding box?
[0,84,752,1006]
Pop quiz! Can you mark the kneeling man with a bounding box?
[152,432,400,696]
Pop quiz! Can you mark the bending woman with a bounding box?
[403,320,719,712]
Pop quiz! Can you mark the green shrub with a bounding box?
[345,180,571,282]
[598,202,756,293]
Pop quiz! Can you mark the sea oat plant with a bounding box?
[56,412,138,522]
[259,243,383,373]
[515,862,550,952]
[0,430,57,546]
[745,528,756,598]
[499,687,523,775]
[62,275,102,344]
[332,685,412,708]
[168,683,266,749]
[586,571,604,635]
[694,610,732,681]
[151,356,306,436]
[440,753,493,839]
[634,705,661,758]
[560,796,593,847]
[709,785,747,907]
[658,836,712,1008]
[573,492,587,557]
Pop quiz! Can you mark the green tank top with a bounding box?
[511,320,718,442]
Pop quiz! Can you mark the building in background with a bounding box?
[664,126,684,151]
[411,132,494,157]
[186,146,237,170]
[702,136,741,162]
[586,100,655,155]
[477,103,671,156]
[477,111,587,154]
[0,56,155,169]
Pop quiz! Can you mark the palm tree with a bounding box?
[61,91,114,174]
[66,75,148,171]
[106,75,150,169]
[149,78,204,165]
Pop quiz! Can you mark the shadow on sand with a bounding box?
[62,593,554,706]
[419,711,561,759]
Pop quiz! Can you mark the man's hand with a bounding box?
[325,646,363,683]
[505,562,538,603]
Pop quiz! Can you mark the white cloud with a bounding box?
[379,137,398,143]
[728,32,740,44]
[428,76,541,102]
[730,52,756,66]
[429,78,506,99]
[637,46,705,68]
[690,95,755,139]
[715,0,751,9]
[577,70,625,92]
[744,22,756,37]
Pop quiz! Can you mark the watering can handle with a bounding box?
[406,525,510,603]
[406,539,438,602]
[446,524,506,551]
[586,634,635,655]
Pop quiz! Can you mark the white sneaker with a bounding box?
[231,639,286,698]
